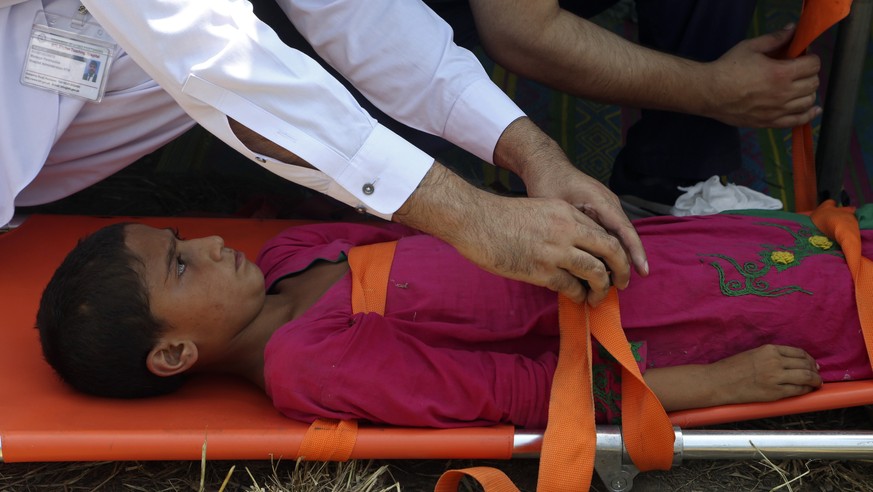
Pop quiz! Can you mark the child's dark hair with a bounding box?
[37,223,185,398]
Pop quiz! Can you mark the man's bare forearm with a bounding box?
[470,0,821,128]
[392,162,487,250]
[471,2,709,114]
[228,118,313,168]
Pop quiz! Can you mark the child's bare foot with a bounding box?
[643,344,822,412]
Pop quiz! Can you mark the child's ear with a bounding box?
[146,340,198,377]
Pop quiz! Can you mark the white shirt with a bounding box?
[78,0,524,217]
[1,0,195,226]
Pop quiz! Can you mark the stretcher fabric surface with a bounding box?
[2,214,871,463]
[0,215,514,463]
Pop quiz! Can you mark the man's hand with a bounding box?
[494,118,648,290]
[522,159,648,295]
[393,163,631,306]
[705,24,822,128]
[395,117,647,305]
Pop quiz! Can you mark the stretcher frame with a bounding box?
[2,214,873,492]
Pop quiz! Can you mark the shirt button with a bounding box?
[254,156,267,163]
[355,205,367,214]
[362,183,375,195]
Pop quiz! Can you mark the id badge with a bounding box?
[21,9,116,102]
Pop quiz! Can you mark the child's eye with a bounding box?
[175,256,187,277]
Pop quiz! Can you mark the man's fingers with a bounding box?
[546,260,608,307]
[783,90,818,113]
[578,202,644,283]
[565,248,612,305]
[584,281,607,307]
[787,53,821,79]
[746,24,794,53]
[613,220,648,279]
[789,71,820,96]
[548,270,588,305]
[542,211,615,305]
[570,230,625,292]
[771,104,821,127]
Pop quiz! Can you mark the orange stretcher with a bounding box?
[3,214,873,492]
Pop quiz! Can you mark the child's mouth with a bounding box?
[234,250,245,270]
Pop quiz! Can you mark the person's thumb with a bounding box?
[747,23,796,55]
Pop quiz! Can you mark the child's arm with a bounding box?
[643,344,822,412]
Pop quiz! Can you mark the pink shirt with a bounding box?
[259,222,558,428]
[258,214,872,429]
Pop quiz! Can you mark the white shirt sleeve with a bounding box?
[277,0,524,162]
[79,0,524,218]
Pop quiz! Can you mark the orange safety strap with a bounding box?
[297,418,359,461]
[435,467,521,492]
[298,241,398,461]
[439,298,671,490]
[535,292,675,490]
[535,294,597,491]
[587,290,675,471]
[438,291,674,492]
[810,200,873,370]
[349,240,399,314]
[785,0,852,212]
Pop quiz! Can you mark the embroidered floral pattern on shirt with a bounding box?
[808,235,833,250]
[592,341,644,425]
[702,222,843,298]
[771,251,795,265]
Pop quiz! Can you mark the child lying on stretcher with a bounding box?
[36,209,873,428]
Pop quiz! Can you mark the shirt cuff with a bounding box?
[443,78,526,164]
[181,75,431,219]
[337,124,433,217]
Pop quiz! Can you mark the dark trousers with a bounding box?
[616,0,758,181]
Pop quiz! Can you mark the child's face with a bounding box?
[124,224,266,350]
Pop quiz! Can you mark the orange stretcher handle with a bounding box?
[786,0,852,212]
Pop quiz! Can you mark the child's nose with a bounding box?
[208,236,225,261]
[191,236,225,261]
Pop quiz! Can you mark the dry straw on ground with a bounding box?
[0,458,401,492]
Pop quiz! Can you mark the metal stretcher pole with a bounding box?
[677,429,873,460]
[816,0,873,204]
[513,426,873,491]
